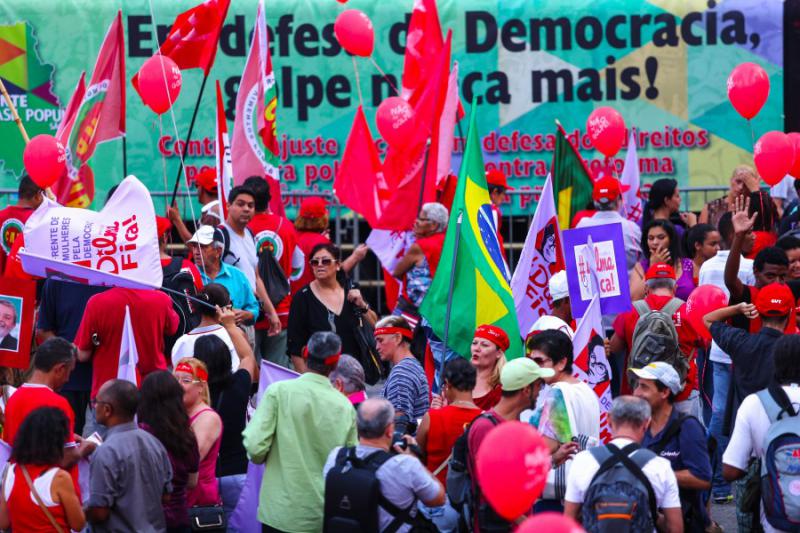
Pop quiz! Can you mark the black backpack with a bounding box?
[161,256,200,354]
[324,447,416,533]
[257,241,290,307]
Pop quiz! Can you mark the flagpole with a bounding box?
[416,140,432,215]
[122,136,128,176]
[438,210,463,390]
[168,73,209,206]
[0,78,30,144]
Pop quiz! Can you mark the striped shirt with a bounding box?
[382,357,430,420]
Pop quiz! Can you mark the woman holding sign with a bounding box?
[630,219,696,300]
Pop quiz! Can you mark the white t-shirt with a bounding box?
[536,381,600,443]
[171,324,240,372]
[771,175,798,204]
[565,437,681,531]
[220,223,259,290]
[697,250,755,364]
[723,384,800,533]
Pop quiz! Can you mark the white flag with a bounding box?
[117,306,139,385]
[511,174,565,337]
[20,175,162,289]
[366,229,416,274]
[619,131,643,224]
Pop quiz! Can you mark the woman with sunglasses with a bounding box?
[174,358,222,511]
[287,243,377,373]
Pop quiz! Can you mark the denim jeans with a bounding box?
[696,347,714,426]
[418,501,459,533]
[255,329,289,368]
[219,473,247,530]
[709,361,731,496]
[675,389,703,424]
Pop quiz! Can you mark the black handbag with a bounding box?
[352,307,385,385]
[188,505,227,532]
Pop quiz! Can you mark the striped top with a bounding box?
[382,357,430,420]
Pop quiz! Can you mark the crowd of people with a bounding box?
[0,163,798,533]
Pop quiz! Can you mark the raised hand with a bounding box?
[731,195,757,235]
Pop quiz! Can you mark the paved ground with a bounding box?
[710,501,738,532]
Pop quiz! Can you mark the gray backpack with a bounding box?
[629,299,688,384]
[582,443,659,533]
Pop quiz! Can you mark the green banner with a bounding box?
[0,0,784,214]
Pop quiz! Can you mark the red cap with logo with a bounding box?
[485,168,514,190]
[645,262,676,280]
[474,324,510,352]
[299,197,329,219]
[755,283,794,317]
[194,168,218,193]
[155,216,172,238]
[592,176,629,204]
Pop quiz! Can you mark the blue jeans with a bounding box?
[696,347,714,426]
[709,361,731,496]
[219,473,247,531]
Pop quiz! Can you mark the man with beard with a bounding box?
[0,300,18,351]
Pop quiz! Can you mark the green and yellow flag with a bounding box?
[551,123,594,230]
[420,104,523,360]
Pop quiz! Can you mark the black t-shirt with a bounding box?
[286,285,361,358]
[211,369,252,477]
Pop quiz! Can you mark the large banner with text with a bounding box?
[0,0,784,214]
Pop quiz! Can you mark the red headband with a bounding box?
[302,346,342,366]
[175,362,208,382]
[474,324,510,352]
[374,326,413,339]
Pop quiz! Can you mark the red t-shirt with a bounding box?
[425,405,482,485]
[612,294,700,400]
[0,205,35,274]
[74,288,179,398]
[248,212,299,329]
[744,231,777,260]
[292,231,330,292]
[2,384,76,445]
[160,257,203,290]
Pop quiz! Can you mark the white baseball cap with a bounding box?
[549,270,569,301]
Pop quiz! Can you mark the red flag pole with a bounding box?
[169,73,210,206]
[416,140,432,215]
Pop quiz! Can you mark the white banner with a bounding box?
[20,175,162,289]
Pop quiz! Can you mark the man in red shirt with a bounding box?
[75,288,179,436]
[610,263,701,415]
[485,168,512,251]
[3,337,94,470]
[244,177,304,367]
[0,176,43,273]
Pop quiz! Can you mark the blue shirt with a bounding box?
[643,407,711,525]
[199,262,259,317]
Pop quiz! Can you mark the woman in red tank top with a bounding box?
[470,325,509,410]
[0,406,85,532]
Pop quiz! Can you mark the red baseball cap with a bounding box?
[645,262,676,280]
[194,168,218,194]
[592,176,629,204]
[299,197,329,219]
[755,283,794,317]
[155,216,172,238]
[485,168,514,190]
[474,324,510,352]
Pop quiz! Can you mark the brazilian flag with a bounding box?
[420,104,523,360]
[551,123,594,230]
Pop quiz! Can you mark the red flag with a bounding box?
[158,0,230,74]
[215,80,233,221]
[401,0,444,99]
[333,107,387,228]
[55,11,125,207]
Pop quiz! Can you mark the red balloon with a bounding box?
[376,97,416,149]
[136,54,182,114]
[788,133,800,179]
[727,62,770,120]
[334,10,374,57]
[686,285,729,343]
[754,130,794,186]
[586,107,626,158]
[23,134,66,188]
[475,422,550,521]
[517,512,585,533]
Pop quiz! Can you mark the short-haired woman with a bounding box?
[375,315,430,421]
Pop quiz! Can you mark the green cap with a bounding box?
[500,358,555,390]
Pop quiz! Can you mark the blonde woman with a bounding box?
[174,358,222,508]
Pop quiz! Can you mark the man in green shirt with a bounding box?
[243,331,357,532]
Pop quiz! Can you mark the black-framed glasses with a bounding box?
[310,258,335,267]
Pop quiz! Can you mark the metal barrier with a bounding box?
[0,185,729,314]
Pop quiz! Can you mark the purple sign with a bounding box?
[563,223,631,318]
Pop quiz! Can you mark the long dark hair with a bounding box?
[11,407,68,465]
[198,283,231,318]
[685,223,716,260]
[194,334,233,393]
[641,219,681,267]
[748,190,778,233]
[138,371,197,458]
[642,178,678,228]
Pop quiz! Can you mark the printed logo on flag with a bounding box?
[0,219,24,254]
[477,203,510,281]
[574,240,621,300]
[534,216,564,276]
[242,85,274,178]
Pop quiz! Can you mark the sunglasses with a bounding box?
[310,258,335,267]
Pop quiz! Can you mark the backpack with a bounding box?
[629,298,689,384]
[757,383,800,531]
[254,219,291,307]
[161,256,200,354]
[582,442,659,533]
[446,412,508,532]
[323,447,416,533]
